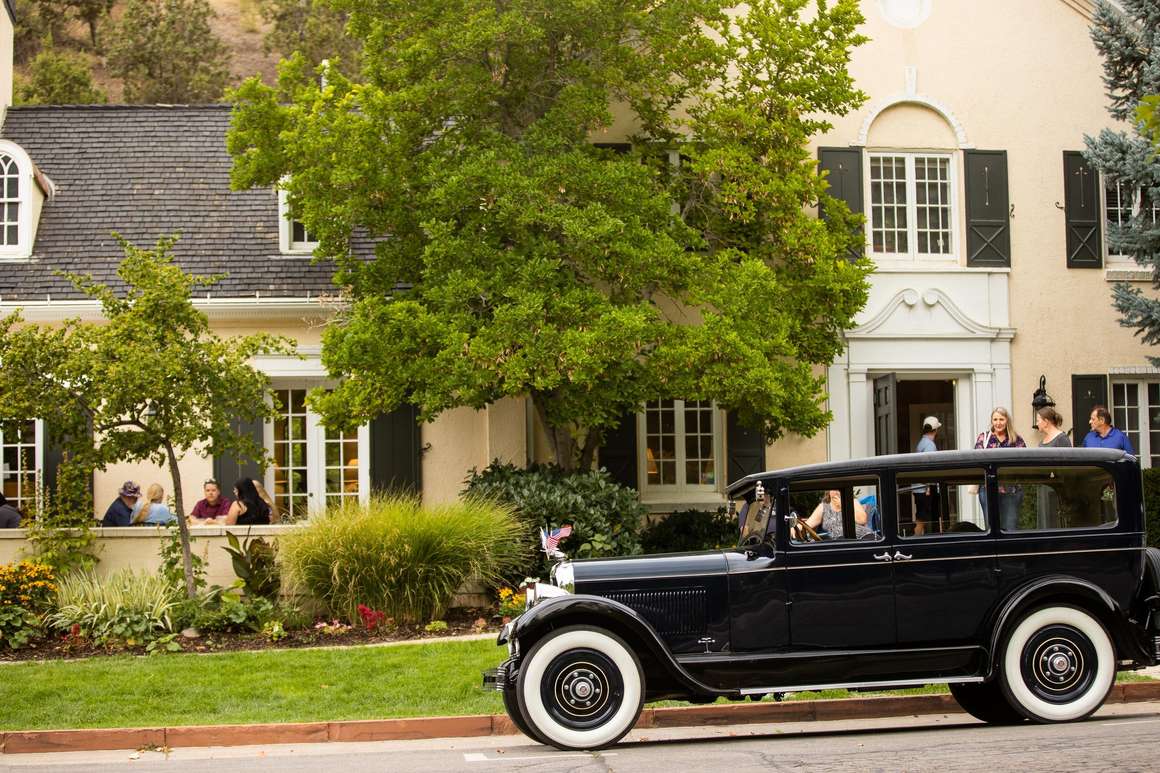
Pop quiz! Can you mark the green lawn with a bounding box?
[0,640,1152,731]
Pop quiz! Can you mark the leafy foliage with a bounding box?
[228,0,871,467]
[639,508,739,555]
[159,527,207,597]
[0,605,41,649]
[260,0,360,78]
[24,458,100,574]
[1142,467,1160,549]
[106,0,232,103]
[16,47,107,105]
[192,586,278,633]
[1085,0,1160,356]
[13,0,71,64]
[464,462,645,581]
[0,236,292,598]
[223,531,281,599]
[278,495,525,623]
[0,560,58,611]
[47,569,176,645]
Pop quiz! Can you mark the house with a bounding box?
[0,0,1154,530]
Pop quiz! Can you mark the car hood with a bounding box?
[571,551,730,590]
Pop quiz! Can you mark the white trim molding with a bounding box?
[847,288,1015,341]
[857,96,971,149]
[0,139,38,260]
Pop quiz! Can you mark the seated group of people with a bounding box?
[101,478,275,527]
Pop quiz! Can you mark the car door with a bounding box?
[890,466,997,660]
[785,478,895,650]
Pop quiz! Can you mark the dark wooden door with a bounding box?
[874,373,898,456]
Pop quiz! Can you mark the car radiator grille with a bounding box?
[600,588,707,635]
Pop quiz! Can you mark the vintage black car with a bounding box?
[484,448,1160,750]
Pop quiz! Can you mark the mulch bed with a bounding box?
[0,607,503,663]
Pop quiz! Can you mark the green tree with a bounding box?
[1086,0,1160,357]
[228,0,870,468]
[67,0,115,50]
[0,236,291,597]
[260,0,360,78]
[106,0,231,104]
[13,0,71,64]
[16,48,107,105]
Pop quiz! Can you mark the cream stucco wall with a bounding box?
[0,8,12,112]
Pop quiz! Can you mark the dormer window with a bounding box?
[0,141,38,260]
[278,188,319,255]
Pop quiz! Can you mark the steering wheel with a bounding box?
[797,519,822,542]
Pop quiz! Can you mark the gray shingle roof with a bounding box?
[0,105,360,301]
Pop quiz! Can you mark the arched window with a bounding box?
[0,153,20,248]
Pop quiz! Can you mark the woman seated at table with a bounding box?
[222,477,271,526]
[132,483,177,526]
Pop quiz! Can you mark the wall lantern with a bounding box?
[1030,374,1056,428]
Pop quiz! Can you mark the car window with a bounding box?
[896,467,987,538]
[995,466,1117,532]
[788,479,881,544]
[737,484,775,545]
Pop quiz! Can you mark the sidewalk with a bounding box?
[4,680,1160,755]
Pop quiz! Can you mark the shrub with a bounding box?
[193,589,276,633]
[223,531,280,599]
[278,495,525,624]
[0,560,57,612]
[463,462,646,581]
[640,508,739,554]
[0,605,40,649]
[24,459,98,574]
[1144,468,1160,549]
[47,569,176,645]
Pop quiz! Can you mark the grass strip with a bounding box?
[0,640,1152,731]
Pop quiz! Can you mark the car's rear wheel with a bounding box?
[949,681,1025,724]
[515,625,644,751]
[999,605,1115,722]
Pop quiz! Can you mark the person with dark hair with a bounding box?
[0,493,21,528]
[1036,406,1072,448]
[1082,405,1135,453]
[190,478,232,521]
[224,477,271,526]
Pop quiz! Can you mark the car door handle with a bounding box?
[893,551,913,561]
[873,552,893,562]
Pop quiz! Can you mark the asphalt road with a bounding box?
[4,702,1159,773]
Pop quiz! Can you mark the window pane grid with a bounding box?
[683,400,716,486]
[0,155,19,247]
[914,156,951,254]
[1113,382,1142,462]
[0,420,38,512]
[273,388,310,522]
[323,426,361,506]
[870,155,908,254]
[645,400,677,486]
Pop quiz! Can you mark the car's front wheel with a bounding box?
[999,605,1115,722]
[515,625,644,750]
[949,680,1025,724]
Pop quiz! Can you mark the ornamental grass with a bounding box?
[278,495,525,624]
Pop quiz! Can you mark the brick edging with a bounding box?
[4,681,1159,755]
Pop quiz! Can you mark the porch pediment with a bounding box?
[847,288,1015,341]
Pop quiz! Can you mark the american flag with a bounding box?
[542,524,573,552]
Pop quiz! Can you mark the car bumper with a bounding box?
[482,658,515,692]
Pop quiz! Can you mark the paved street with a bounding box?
[4,701,1159,773]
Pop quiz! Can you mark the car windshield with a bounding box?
[737,484,774,545]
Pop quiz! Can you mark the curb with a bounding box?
[3,681,1160,754]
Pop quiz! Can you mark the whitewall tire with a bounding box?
[999,605,1115,722]
[515,626,644,750]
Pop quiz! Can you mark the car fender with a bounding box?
[505,594,721,698]
[986,575,1132,675]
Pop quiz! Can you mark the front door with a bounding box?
[874,374,898,455]
[785,478,894,650]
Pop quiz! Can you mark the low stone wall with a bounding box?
[0,526,488,608]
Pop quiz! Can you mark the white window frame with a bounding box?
[0,140,35,260]
[1111,380,1157,468]
[635,399,723,501]
[0,418,44,513]
[265,381,369,518]
[277,188,319,255]
[865,150,959,265]
[1102,176,1160,267]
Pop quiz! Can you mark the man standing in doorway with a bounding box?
[916,416,941,453]
[912,416,941,529]
[1082,406,1136,454]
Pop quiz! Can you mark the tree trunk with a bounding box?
[163,440,197,600]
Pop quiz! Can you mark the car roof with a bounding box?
[725,448,1133,497]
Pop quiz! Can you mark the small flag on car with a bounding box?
[541,524,573,553]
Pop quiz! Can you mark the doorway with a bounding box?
[873,376,957,455]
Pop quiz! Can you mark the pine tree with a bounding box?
[1085,0,1160,360]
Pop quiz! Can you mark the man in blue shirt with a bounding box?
[101,481,141,527]
[1082,405,1136,454]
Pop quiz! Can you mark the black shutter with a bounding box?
[370,406,422,494]
[598,412,638,490]
[213,416,265,486]
[964,150,1011,267]
[726,412,766,485]
[818,147,864,260]
[1071,374,1108,446]
[1063,151,1102,268]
